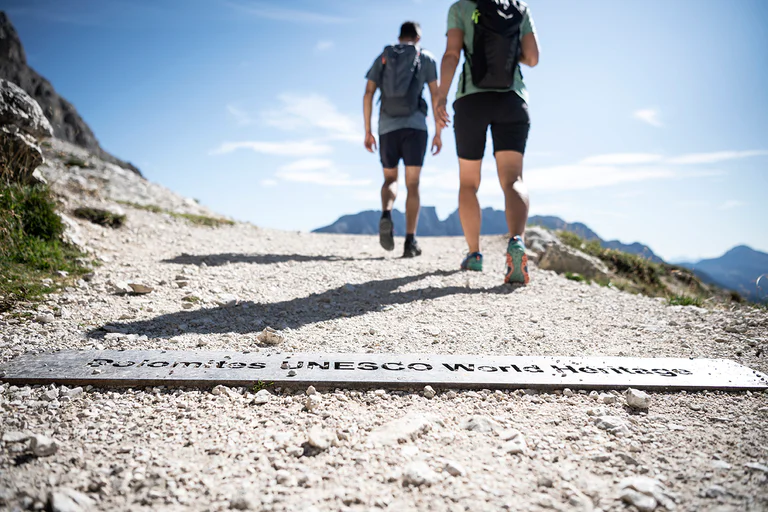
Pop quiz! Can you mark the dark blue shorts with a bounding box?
[379,128,428,168]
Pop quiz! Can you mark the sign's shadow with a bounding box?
[162,253,386,266]
[89,269,519,338]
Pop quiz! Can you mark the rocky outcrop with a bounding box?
[0,79,52,182]
[538,243,611,281]
[0,11,141,176]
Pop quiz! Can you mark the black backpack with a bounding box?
[379,44,426,117]
[467,0,526,90]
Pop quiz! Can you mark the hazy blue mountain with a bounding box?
[314,208,664,262]
[681,246,768,301]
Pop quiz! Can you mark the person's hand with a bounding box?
[364,131,377,153]
[431,133,442,156]
[436,96,450,129]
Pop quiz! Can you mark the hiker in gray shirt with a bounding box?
[363,22,442,258]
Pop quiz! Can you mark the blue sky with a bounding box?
[7,0,768,261]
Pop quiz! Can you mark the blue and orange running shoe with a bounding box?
[460,252,483,272]
[505,236,529,285]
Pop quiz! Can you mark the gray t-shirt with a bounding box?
[366,45,438,135]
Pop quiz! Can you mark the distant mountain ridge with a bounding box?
[314,207,664,263]
[680,246,768,301]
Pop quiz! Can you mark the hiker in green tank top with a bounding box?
[436,0,539,285]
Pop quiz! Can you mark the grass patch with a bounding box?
[668,295,704,307]
[117,201,233,227]
[73,207,126,228]
[0,182,88,311]
[64,157,90,168]
[565,272,588,283]
[252,380,274,393]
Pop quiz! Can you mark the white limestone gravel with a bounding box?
[1,202,767,511]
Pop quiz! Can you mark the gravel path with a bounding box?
[2,205,767,511]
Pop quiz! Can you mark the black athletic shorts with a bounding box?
[453,91,530,160]
[379,128,428,168]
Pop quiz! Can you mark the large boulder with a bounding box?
[0,78,53,138]
[539,243,611,281]
[0,79,53,183]
[525,226,561,259]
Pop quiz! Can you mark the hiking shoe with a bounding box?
[460,252,483,271]
[402,238,422,258]
[505,236,530,285]
[379,217,394,251]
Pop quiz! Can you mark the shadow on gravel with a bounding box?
[162,253,385,267]
[90,270,520,338]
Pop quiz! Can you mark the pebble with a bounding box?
[711,460,731,470]
[704,485,727,498]
[600,392,617,404]
[625,388,651,410]
[48,488,95,512]
[305,394,322,412]
[230,492,257,510]
[594,416,630,436]
[745,462,768,473]
[251,389,272,405]
[307,426,334,450]
[368,413,437,446]
[423,385,436,399]
[35,314,55,324]
[619,476,675,512]
[461,416,497,433]
[128,283,153,294]
[30,434,58,457]
[502,431,527,455]
[442,460,466,477]
[402,461,439,487]
[256,327,284,345]
[306,386,316,396]
[563,388,575,397]
[2,431,29,443]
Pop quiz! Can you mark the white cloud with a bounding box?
[667,150,768,165]
[633,108,663,127]
[226,104,252,126]
[718,200,746,211]
[210,140,332,156]
[226,2,350,24]
[279,159,335,172]
[263,93,361,143]
[276,159,370,187]
[315,40,334,52]
[580,153,664,166]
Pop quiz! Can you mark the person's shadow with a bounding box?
[162,253,384,267]
[91,269,519,338]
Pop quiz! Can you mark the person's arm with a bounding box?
[427,80,442,155]
[519,32,539,67]
[436,28,464,128]
[363,79,377,152]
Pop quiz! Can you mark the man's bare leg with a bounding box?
[379,167,398,251]
[494,151,528,238]
[458,158,483,254]
[404,166,421,235]
[381,167,398,212]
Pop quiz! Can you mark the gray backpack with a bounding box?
[379,44,424,117]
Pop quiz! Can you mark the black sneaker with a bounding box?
[379,217,394,251]
[403,238,422,258]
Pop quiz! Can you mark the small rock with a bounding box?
[251,389,271,405]
[502,431,527,455]
[711,460,731,470]
[589,390,600,400]
[30,434,58,457]
[445,390,457,399]
[48,488,95,512]
[443,460,466,477]
[43,388,60,401]
[538,476,555,488]
[215,293,238,308]
[423,385,436,399]
[34,314,55,324]
[625,388,651,410]
[229,492,256,510]
[619,476,675,512]
[703,485,727,498]
[307,426,334,450]
[617,453,640,465]
[128,283,153,294]
[306,386,316,396]
[368,413,437,446]
[402,461,439,487]
[256,327,284,345]
[563,388,575,397]
[212,385,238,398]
[600,393,617,405]
[594,416,630,436]
[2,431,29,443]
[461,415,498,433]
[61,387,83,399]
[275,469,297,486]
[305,394,322,412]
[745,462,768,473]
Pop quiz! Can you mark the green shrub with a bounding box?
[73,207,126,228]
[668,295,703,307]
[0,182,86,310]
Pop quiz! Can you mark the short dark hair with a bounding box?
[399,21,421,41]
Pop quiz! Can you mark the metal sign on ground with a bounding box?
[1,351,766,391]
